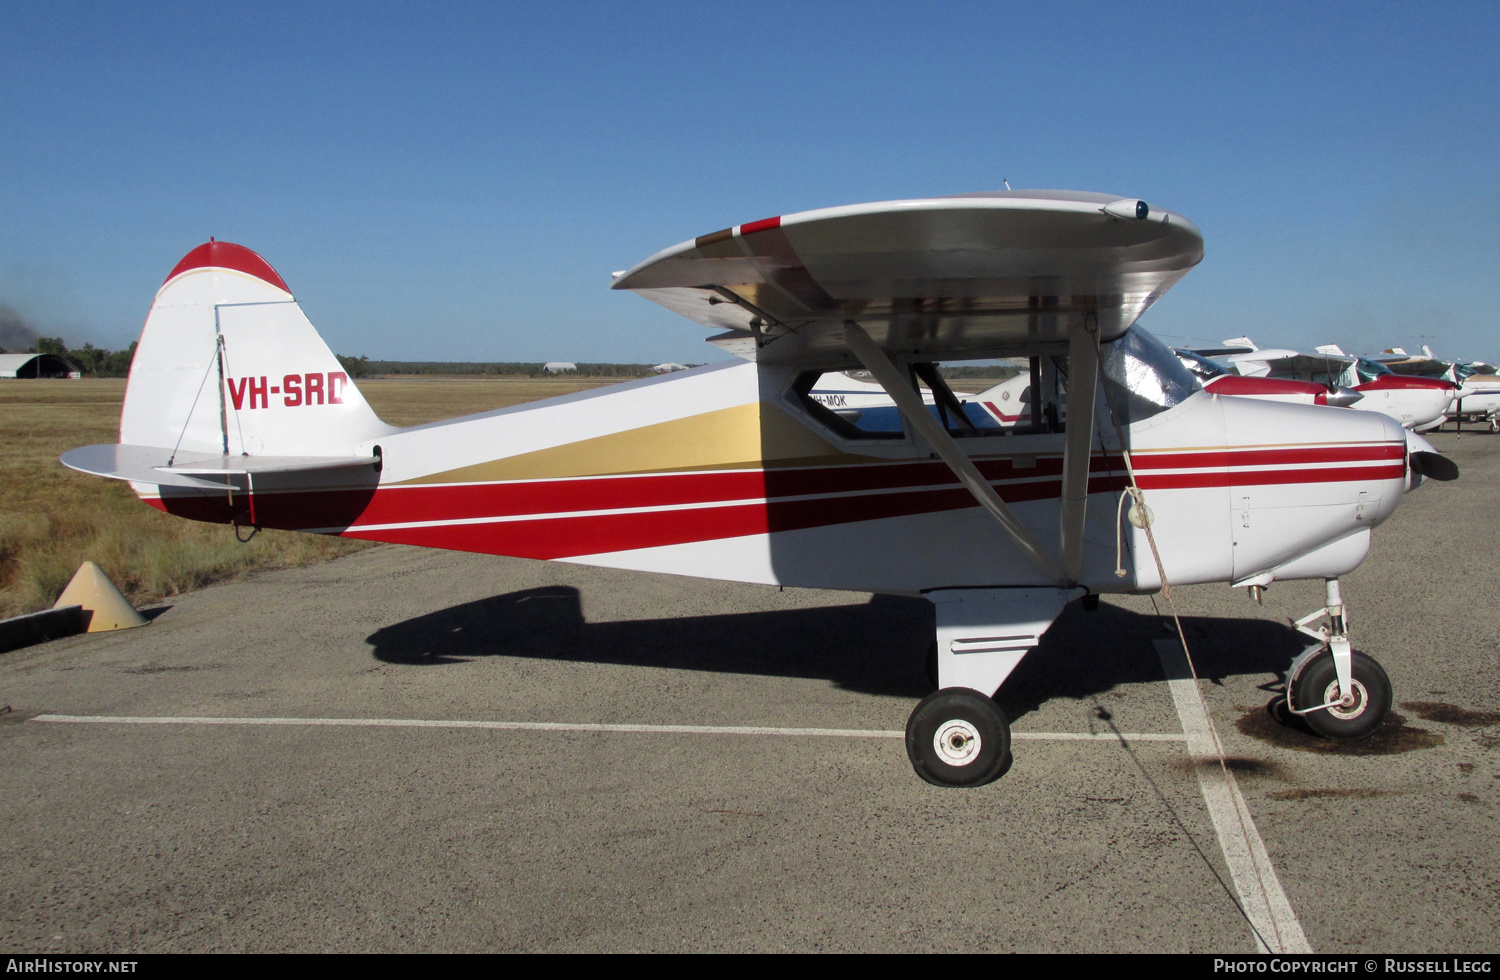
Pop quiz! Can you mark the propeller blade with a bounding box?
[1410,451,1460,482]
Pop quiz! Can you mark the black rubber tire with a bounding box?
[1291,650,1392,740]
[905,688,1011,787]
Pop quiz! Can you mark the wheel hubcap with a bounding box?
[1321,679,1369,720]
[933,720,982,766]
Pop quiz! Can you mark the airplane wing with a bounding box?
[1218,348,1339,379]
[1188,337,1260,357]
[612,190,1204,363]
[1373,352,1450,377]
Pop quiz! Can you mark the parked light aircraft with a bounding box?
[62,191,1460,786]
[817,351,1363,436]
[1174,349,1364,408]
[1376,347,1500,431]
[1195,339,1456,431]
[811,370,1029,431]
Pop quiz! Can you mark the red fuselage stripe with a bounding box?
[328,456,1124,527]
[338,475,1130,560]
[145,441,1410,560]
[1136,463,1404,490]
[1131,444,1404,470]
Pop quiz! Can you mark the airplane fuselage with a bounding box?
[137,359,1408,596]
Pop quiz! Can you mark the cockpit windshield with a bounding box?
[1173,348,1228,382]
[1353,358,1393,385]
[1100,326,1202,424]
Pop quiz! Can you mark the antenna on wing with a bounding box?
[1002,178,1012,190]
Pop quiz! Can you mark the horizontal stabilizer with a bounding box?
[161,454,380,477]
[63,444,380,489]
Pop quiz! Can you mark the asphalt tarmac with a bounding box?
[1,430,1495,953]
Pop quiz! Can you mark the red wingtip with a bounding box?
[164,241,291,293]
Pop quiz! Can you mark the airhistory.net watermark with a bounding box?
[6,962,137,974]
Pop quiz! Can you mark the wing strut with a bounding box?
[1059,315,1101,583]
[841,320,1067,585]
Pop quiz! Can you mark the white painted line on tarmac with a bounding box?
[32,714,900,738]
[1014,731,1186,742]
[31,713,1187,743]
[1155,639,1311,955]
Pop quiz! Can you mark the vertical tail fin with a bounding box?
[120,241,394,457]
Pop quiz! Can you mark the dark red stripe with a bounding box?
[1132,444,1404,470]
[342,474,1131,560]
[1137,464,1404,490]
[333,456,1125,528]
[159,460,1126,533]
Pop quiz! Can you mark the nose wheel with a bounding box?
[905,688,1011,786]
[1286,578,1393,739]
[1289,648,1392,739]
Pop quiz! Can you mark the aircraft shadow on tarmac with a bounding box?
[365,588,1309,720]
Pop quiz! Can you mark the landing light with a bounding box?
[1103,199,1149,220]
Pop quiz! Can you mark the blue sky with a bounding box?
[2,1,1496,364]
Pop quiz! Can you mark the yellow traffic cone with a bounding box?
[53,561,147,632]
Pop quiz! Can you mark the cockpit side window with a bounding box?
[790,357,1063,441]
[791,328,1195,439]
[1101,326,1202,424]
[792,370,905,439]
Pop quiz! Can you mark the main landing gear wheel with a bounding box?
[1291,649,1393,740]
[905,688,1011,787]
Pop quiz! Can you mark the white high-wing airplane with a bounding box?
[1375,347,1500,431]
[62,191,1459,786]
[810,371,935,411]
[811,370,1034,431]
[1197,339,1457,431]
[1174,348,1365,407]
[825,349,1368,437]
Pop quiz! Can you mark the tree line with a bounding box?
[335,355,676,379]
[0,340,684,380]
[5,339,1019,383]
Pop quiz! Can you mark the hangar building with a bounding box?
[0,354,82,379]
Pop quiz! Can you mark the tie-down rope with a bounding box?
[1107,432,1285,953]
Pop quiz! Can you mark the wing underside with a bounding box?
[613,191,1205,364]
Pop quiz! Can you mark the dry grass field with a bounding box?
[0,376,618,619]
[356,376,619,426]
